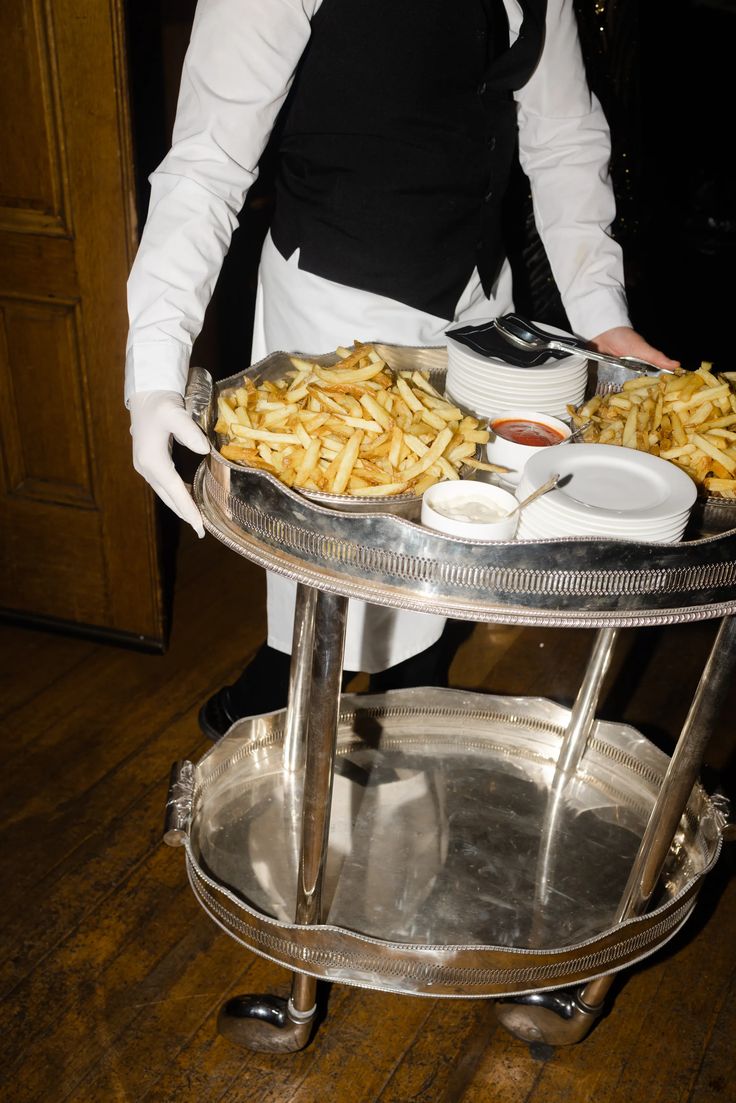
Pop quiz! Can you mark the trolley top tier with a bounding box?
[189,353,736,628]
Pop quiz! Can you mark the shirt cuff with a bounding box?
[564,287,631,341]
[124,341,191,407]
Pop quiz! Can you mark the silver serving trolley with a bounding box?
[164,350,736,1053]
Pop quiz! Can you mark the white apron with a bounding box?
[252,233,514,671]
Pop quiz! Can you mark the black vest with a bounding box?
[270,0,546,318]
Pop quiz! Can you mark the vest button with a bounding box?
[487,136,497,151]
[484,190,494,202]
[477,81,487,96]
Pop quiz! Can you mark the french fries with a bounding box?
[568,362,736,498]
[217,342,498,497]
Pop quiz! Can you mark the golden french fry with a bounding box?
[704,477,736,498]
[622,406,638,448]
[396,376,424,413]
[336,415,384,433]
[230,424,302,446]
[348,481,409,497]
[314,362,385,385]
[293,438,322,487]
[463,457,511,474]
[691,433,736,475]
[359,392,393,430]
[660,443,696,459]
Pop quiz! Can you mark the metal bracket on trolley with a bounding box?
[163,760,195,847]
[711,791,736,841]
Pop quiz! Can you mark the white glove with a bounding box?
[129,390,210,538]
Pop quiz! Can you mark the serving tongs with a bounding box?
[494,314,681,375]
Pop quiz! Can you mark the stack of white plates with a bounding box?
[516,444,697,543]
[445,335,589,419]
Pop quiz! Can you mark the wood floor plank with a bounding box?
[459,1023,548,1103]
[0,727,202,996]
[601,881,736,1103]
[0,625,94,721]
[278,988,433,1103]
[687,963,736,1102]
[64,921,264,1102]
[139,959,301,1103]
[374,998,497,1103]
[2,854,209,1101]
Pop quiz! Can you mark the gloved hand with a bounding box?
[129,390,210,538]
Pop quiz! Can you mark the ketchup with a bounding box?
[492,419,565,447]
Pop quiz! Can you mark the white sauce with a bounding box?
[432,496,511,524]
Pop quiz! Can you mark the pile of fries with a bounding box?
[215,343,497,497]
[568,363,736,498]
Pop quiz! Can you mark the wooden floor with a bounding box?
[1,529,735,1103]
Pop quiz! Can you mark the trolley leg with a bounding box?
[217,589,348,1052]
[533,628,620,918]
[497,627,619,1042]
[497,615,736,1046]
[283,584,318,775]
[554,626,619,781]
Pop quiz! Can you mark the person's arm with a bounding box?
[511,0,678,369]
[127,0,319,402]
[126,0,319,533]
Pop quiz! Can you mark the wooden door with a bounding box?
[0,0,166,647]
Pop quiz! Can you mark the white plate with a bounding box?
[446,392,584,418]
[516,513,688,543]
[516,511,687,540]
[445,379,591,397]
[522,444,697,523]
[518,496,690,530]
[447,361,588,384]
[519,490,691,531]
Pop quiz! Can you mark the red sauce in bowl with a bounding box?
[492,419,565,447]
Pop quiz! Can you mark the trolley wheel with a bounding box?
[494,989,603,1047]
[217,994,316,1053]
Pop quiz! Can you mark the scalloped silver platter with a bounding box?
[214,344,465,519]
[184,689,723,998]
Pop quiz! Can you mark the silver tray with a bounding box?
[171,690,724,998]
[202,344,456,520]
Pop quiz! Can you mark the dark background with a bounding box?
[125,0,735,377]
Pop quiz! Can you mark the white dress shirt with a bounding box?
[125,0,630,404]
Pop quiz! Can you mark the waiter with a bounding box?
[127,0,679,736]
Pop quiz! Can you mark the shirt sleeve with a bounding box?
[125,0,320,404]
[509,0,631,339]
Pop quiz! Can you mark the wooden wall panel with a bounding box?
[0,0,67,234]
[0,497,106,623]
[0,298,94,505]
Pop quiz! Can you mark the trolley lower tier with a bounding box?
[175,689,724,999]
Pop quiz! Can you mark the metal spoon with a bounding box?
[566,420,593,443]
[513,473,562,514]
[494,314,680,376]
